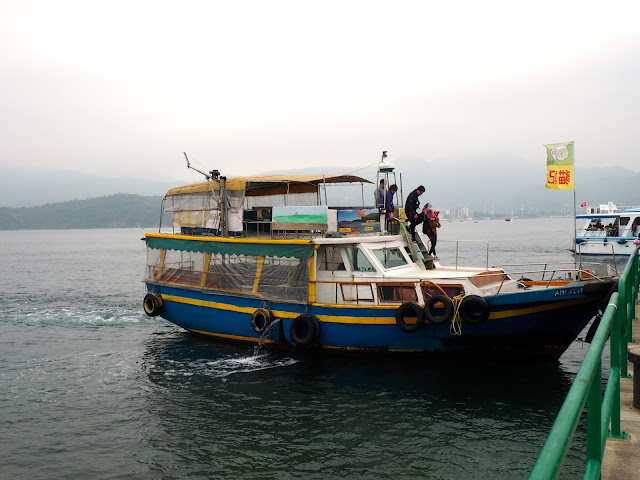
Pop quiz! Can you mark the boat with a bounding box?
[142,156,616,359]
[575,201,640,256]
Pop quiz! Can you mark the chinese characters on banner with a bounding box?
[544,141,574,190]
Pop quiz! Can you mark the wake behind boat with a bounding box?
[143,155,616,359]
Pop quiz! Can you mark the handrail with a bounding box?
[497,261,613,276]
[528,247,640,480]
[437,239,490,269]
[575,240,621,276]
[312,279,449,305]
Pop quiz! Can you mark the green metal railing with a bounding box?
[528,247,640,480]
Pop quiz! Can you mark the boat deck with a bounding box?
[418,265,523,294]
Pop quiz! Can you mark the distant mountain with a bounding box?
[0,167,180,207]
[263,157,640,215]
[0,194,169,230]
[1,158,638,219]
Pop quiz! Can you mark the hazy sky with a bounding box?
[2,0,639,183]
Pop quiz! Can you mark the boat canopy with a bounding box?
[163,174,374,234]
[147,233,315,258]
[166,174,372,196]
[145,233,313,303]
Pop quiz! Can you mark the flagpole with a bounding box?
[573,188,577,256]
[573,143,577,270]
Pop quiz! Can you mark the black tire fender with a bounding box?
[583,279,616,296]
[423,295,454,324]
[459,295,490,323]
[395,302,425,332]
[143,292,163,317]
[290,315,318,347]
[251,308,274,334]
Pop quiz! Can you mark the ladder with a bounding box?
[400,223,433,270]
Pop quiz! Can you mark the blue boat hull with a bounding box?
[145,282,607,359]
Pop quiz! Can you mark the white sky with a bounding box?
[1,0,639,182]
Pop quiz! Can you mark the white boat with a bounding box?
[575,202,640,256]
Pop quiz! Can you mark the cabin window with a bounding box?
[317,246,346,271]
[146,248,310,303]
[588,219,604,230]
[371,247,408,269]
[421,283,464,299]
[145,248,207,286]
[344,246,375,272]
[620,216,630,226]
[377,283,418,302]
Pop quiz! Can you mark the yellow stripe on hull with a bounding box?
[161,293,595,326]
[488,297,591,319]
[161,294,299,319]
[187,328,278,344]
[186,330,407,352]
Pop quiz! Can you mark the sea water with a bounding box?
[0,218,612,479]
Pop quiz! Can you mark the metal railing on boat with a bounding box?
[528,247,640,480]
[437,239,490,269]
[312,267,609,303]
[497,261,618,278]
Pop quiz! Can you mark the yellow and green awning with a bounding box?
[146,233,315,258]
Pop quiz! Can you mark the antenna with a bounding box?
[183,152,219,180]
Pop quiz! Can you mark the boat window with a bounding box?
[371,247,408,269]
[421,283,464,299]
[587,219,602,230]
[620,216,630,226]
[377,283,418,302]
[146,248,310,303]
[317,246,346,271]
[344,246,376,272]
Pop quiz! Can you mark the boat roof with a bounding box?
[577,209,640,219]
[167,174,372,195]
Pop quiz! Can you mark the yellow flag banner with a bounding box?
[544,141,574,190]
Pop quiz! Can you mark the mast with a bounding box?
[183,152,228,236]
[220,175,228,237]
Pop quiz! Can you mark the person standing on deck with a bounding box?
[374,179,385,210]
[385,184,398,218]
[405,185,425,240]
[422,204,440,256]
[379,183,398,232]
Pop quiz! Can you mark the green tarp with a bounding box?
[147,236,315,259]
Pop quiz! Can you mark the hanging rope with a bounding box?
[449,294,467,336]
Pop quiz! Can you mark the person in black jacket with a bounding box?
[405,185,425,240]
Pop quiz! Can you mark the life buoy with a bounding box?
[290,315,318,347]
[459,295,490,323]
[143,292,163,317]
[423,295,454,324]
[251,308,274,334]
[395,302,425,332]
